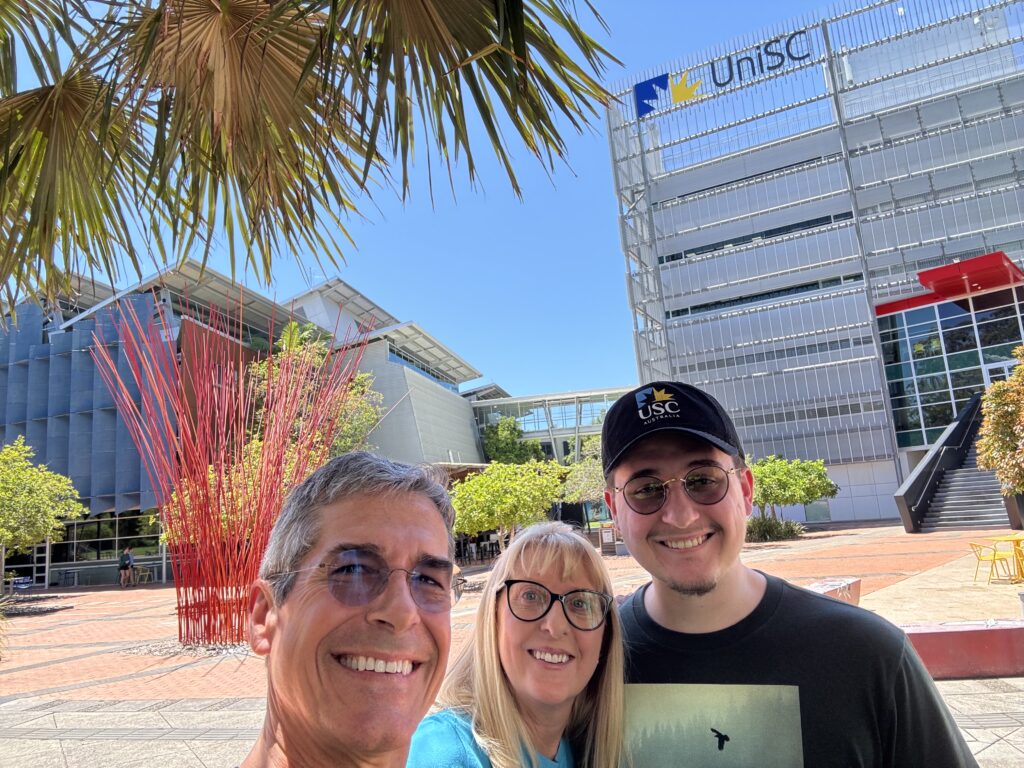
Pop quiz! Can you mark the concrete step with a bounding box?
[920,522,1009,532]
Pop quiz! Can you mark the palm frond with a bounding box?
[124,0,372,284]
[0,65,169,305]
[309,0,618,195]
[0,0,81,96]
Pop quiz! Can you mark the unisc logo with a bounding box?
[635,387,680,421]
[633,28,812,118]
[710,29,811,88]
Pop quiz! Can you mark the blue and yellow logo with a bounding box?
[633,71,701,118]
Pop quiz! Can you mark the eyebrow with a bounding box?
[624,458,726,483]
[322,543,454,572]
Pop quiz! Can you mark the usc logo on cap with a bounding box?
[635,387,680,421]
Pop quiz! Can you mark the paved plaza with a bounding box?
[2,522,1023,766]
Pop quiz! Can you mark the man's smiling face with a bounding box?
[606,433,753,598]
[253,490,452,764]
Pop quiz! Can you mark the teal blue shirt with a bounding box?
[407,709,574,768]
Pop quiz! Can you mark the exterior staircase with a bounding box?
[919,445,1010,532]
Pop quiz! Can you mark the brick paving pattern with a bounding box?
[2,522,1023,766]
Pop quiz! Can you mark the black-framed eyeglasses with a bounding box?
[502,579,612,631]
[278,548,466,614]
[614,465,740,515]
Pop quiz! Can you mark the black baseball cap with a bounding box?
[601,381,744,474]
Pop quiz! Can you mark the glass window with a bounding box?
[917,373,950,393]
[982,343,1021,363]
[922,403,954,428]
[139,514,161,536]
[123,536,159,557]
[942,326,977,353]
[924,427,948,443]
[888,379,917,397]
[74,542,99,561]
[909,331,942,359]
[119,514,142,538]
[904,306,937,326]
[940,313,975,332]
[920,391,951,406]
[881,339,911,365]
[938,299,971,323]
[51,542,73,564]
[950,368,983,389]
[890,395,918,409]
[976,317,1022,348]
[893,407,922,431]
[972,289,1015,312]
[897,430,924,447]
[914,357,946,375]
[885,363,913,381]
[946,350,980,370]
[74,520,99,542]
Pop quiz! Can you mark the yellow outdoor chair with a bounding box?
[969,543,1015,584]
[134,566,152,585]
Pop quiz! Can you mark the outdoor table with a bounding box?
[987,535,1024,583]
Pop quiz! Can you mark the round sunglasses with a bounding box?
[614,465,740,515]
[277,548,466,613]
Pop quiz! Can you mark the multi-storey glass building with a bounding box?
[608,0,1024,520]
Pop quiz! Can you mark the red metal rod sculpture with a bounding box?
[93,294,365,645]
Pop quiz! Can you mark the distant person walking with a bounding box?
[118,546,133,588]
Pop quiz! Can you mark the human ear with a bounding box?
[248,580,278,657]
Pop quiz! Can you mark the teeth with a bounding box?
[531,650,571,664]
[665,535,706,550]
[338,655,413,675]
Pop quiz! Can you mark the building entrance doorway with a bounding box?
[983,361,1017,387]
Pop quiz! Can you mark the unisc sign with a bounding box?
[709,29,811,89]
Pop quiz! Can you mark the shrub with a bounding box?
[746,515,805,542]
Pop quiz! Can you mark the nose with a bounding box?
[538,600,571,637]
[658,478,701,528]
[365,571,421,633]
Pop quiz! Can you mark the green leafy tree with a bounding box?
[250,324,384,455]
[562,435,605,504]
[329,372,386,456]
[451,461,566,551]
[977,345,1024,493]
[481,416,544,463]
[750,455,839,521]
[0,436,86,581]
[0,1,616,305]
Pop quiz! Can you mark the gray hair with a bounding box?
[259,451,455,604]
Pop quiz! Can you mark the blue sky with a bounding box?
[228,0,831,396]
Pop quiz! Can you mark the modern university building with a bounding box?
[607,0,1024,521]
[0,260,486,587]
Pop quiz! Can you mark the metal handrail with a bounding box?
[911,404,984,514]
[893,393,984,532]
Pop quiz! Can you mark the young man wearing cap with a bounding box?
[603,381,976,767]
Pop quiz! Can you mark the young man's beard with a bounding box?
[666,578,717,597]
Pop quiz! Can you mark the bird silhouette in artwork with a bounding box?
[711,728,730,751]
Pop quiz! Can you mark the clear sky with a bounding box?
[228,0,831,397]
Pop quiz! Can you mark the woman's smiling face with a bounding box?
[496,564,607,728]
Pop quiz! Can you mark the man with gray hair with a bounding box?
[242,451,464,768]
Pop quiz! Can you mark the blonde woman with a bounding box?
[408,521,626,768]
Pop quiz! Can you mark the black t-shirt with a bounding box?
[619,573,977,767]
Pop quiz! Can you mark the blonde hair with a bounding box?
[438,521,626,768]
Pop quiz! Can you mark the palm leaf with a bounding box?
[123,0,372,284]
[0,64,169,305]
[307,0,617,195]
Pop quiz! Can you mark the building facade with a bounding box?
[1,262,486,586]
[608,0,1024,520]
